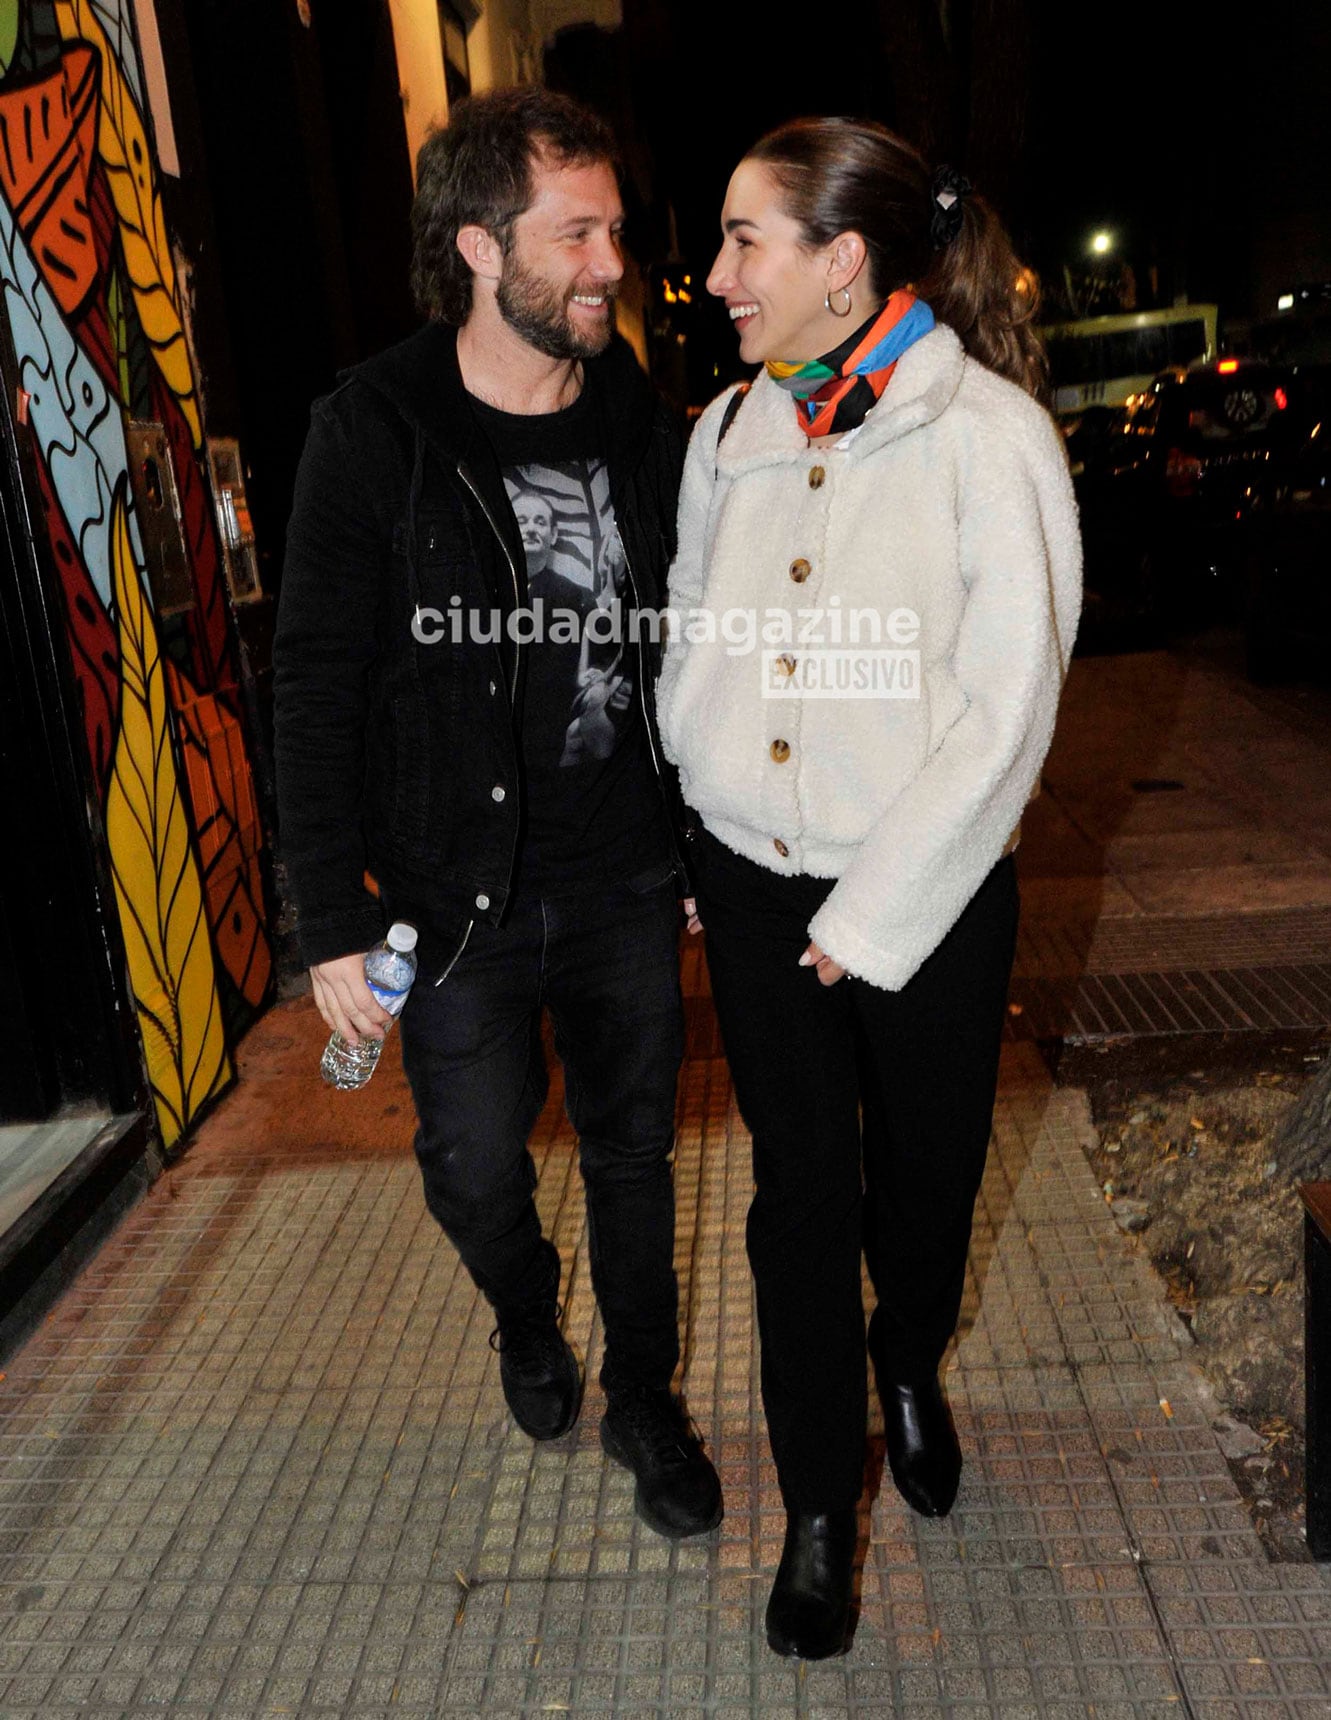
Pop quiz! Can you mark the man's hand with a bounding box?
[310,952,393,1046]
[799,940,846,986]
[683,896,703,935]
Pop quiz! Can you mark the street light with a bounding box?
[1090,230,1114,256]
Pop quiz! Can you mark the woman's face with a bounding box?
[707,160,842,366]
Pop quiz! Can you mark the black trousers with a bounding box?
[692,830,1018,1512]
[398,861,685,1392]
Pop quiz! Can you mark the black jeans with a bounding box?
[693,830,1018,1513]
[398,860,685,1391]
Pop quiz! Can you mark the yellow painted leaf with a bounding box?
[55,0,201,445]
[104,479,230,1144]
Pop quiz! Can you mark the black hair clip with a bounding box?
[930,165,972,249]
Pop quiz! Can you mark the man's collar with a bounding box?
[343,322,480,464]
[345,319,658,472]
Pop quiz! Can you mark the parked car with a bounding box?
[1074,359,1312,639]
[1239,369,1331,681]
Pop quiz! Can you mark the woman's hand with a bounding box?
[799,940,846,986]
[683,897,703,935]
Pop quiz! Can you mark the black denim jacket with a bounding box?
[274,322,687,976]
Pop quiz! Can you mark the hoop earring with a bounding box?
[824,285,853,318]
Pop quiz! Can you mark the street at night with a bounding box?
[2,2,1330,1713]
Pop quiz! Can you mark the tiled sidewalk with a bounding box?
[0,998,1328,1717]
[1005,651,1331,1046]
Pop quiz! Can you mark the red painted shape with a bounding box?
[165,661,272,1009]
[68,165,123,397]
[0,44,102,318]
[32,442,121,799]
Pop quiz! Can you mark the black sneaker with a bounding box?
[600,1385,723,1538]
[490,1311,582,1440]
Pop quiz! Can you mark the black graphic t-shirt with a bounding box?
[470,388,670,891]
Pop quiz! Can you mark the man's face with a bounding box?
[495,154,625,360]
[513,494,555,572]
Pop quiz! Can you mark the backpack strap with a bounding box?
[715,383,750,473]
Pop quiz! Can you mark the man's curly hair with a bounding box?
[411,87,620,325]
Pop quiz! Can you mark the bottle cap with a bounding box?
[386,922,418,952]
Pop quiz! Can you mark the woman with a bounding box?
[656,119,1080,1659]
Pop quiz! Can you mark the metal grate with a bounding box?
[1008,962,1331,1042]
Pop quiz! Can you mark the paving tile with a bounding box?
[0,995,1323,1715]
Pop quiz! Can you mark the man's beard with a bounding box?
[496,250,616,360]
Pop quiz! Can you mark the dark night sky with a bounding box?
[600,0,1331,330]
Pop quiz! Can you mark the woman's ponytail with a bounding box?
[922,180,1049,404]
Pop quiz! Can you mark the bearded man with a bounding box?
[274,88,719,1540]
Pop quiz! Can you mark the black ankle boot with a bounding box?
[765,1508,856,1659]
[489,1309,581,1440]
[489,1254,581,1441]
[880,1375,961,1517]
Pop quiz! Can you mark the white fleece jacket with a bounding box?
[656,324,1082,991]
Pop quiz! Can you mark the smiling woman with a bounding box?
[658,115,1080,1661]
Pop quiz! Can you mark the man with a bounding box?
[274,88,720,1541]
[508,484,594,618]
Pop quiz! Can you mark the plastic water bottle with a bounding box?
[319,922,418,1090]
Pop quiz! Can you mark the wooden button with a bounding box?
[789,558,811,583]
[808,465,826,489]
[773,838,789,857]
[770,739,790,763]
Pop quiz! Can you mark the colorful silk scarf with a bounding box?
[766,290,936,439]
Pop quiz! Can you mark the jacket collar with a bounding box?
[344,319,657,476]
[716,324,967,476]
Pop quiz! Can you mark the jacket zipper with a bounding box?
[456,462,523,703]
[618,532,686,877]
[434,917,474,987]
[455,461,525,909]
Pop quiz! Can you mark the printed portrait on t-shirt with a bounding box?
[504,459,635,767]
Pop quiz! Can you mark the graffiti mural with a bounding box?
[0,0,273,1145]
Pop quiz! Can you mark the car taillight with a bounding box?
[1166,447,1203,497]
[1218,358,1239,374]
[1274,387,1288,410]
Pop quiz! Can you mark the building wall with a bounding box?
[387,0,449,182]
[469,0,537,94]
[532,0,621,42]
[0,0,273,1148]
